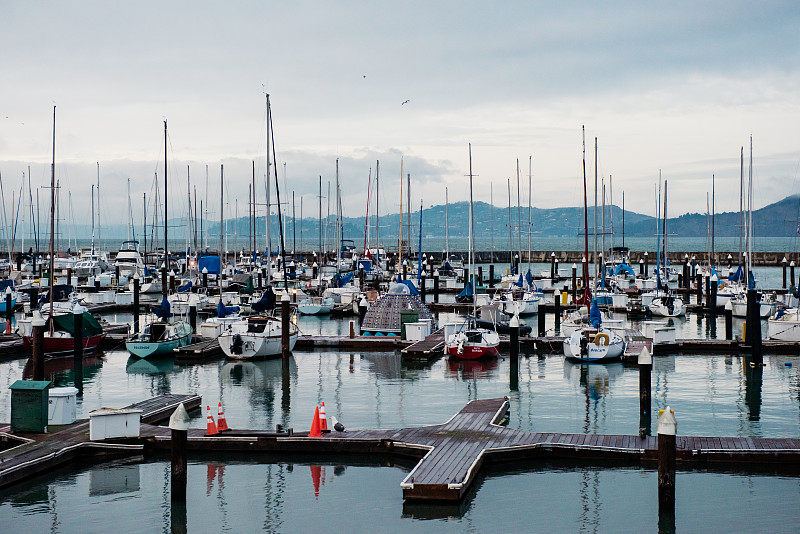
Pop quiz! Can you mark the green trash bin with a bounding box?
[399,309,420,340]
[9,380,51,433]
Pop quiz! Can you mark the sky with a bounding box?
[1,1,800,236]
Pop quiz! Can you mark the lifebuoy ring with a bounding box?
[594,332,610,346]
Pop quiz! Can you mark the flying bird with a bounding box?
[401,99,411,105]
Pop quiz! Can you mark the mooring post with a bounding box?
[169,402,190,503]
[189,304,197,333]
[281,293,290,361]
[358,296,368,325]
[202,267,208,290]
[132,273,140,334]
[704,275,711,311]
[420,272,427,303]
[638,347,652,437]
[725,307,733,340]
[509,314,519,392]
[257,271,262,290]
[571,263,578,305]
[477,266,483,287]
[32,313,45,381]
[643,252,649,277]
[682,262,689,289]
[782,257,787,289]
[791,261,796,291]
[433,271,440,303]
[73,307,84,392]
[746,288,763,365]
[403,262,408,281]
[5,286,12,334]
[657,407,677,515]
[695,273,703,307]
[537,306,546,337]
[489,264,494,288]
[554,290,561,333]
[710,279,718,317]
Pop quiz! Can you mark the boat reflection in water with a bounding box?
[125,355,175,375]
[445,357,499,380]
[24,355,104,383]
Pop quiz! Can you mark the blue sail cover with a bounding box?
[457,281,474,302]
[198,255,221,275]
[589,299,602,329]
[153,297,172,319]
[177,280,192,293]
[440,261,454,273]
[252,287,276,313]
[526,270,534,288]
[613,264,636,277]
[334,272,354,288]
[728,265,744,282]
[217,300,240,318]
[398,280,419,296]
[513,274,524,288]
[748,270,756,290]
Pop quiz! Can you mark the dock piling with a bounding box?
[638,347,652,437]
[571,264,577,304]
[710,279,718,317]
[782,257,787,289]
[73,307,83,392]
[489,264,494,288]
[510,316,519,391]
[725,307,733,340]
[5,287,12,334]
[189,304,197,333]
[32,314,45,381]
[695,273,703,307]
[554,290,561,333]
[133,273,140,334]
[169,403,190,503]
[537,306,546,337]
[281,293,290,361]
[420,272,427,303]
[433,273,440,303]
[657,407,677,515]
[746,289,763,364]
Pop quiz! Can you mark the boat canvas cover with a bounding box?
[0,279,14,292]
[50,312,103,337]
[252,287,276,313]
[198,255,221,275]
[217,300,240,318]
[229,273,254,294]
[589,299,602,328]
[613,264,636,277]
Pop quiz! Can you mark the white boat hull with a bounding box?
[563,328,625,362]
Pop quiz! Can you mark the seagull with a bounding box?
[401,99,410,105]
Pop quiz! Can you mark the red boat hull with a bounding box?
[23,334,105,356]
[445,343,499,360]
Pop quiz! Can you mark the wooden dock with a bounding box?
[402,330,445,359]
[0,393,201,489]
[294,335,408,351]
[1,395,799,502]
[174,338,224,361]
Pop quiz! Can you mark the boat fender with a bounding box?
[594,332,610,346]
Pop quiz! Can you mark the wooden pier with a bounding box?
[173,337,224,361]
[1,395,799,502]
[402,330,445,359]
[0,393,201,489]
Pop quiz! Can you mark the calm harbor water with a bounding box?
[1,262,799,532]
[1,320,799,531]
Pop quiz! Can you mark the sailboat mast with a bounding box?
[581,126,589,292]
[507,179,512,272]
[468,143,475,318]
[490,182,494,264]
[375,160,380,259]
[398,157,403,261]
[364,169,371,254]
[48,105,56,325]
[594,137,598,284]
[163,120,168,275]
[445,187,449,260]
[527,156,532,274]
[516,158,522,268]
[265,94,272,258]
[748,135,753,281]
[711,173,715,267]
[739,146,744,266]
[318,176,322,257]
[219,164,223,276]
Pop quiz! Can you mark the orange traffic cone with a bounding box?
[309,406,321,437]
[216,402,229,432]
[319,402,329,433]
[206,405,219,436]
[4,318,11,335]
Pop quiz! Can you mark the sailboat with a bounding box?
[125,120,193,359]
[445,144,500,360]
[218,94,298,359]
[563,127,625,362]
[646,177,686,317]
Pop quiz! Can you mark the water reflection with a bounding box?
[563,361,623,434]
[23,355,103,385]
[220,357,297,429]
[126,355,174,396]
[89,463,140,496]
[743,357,763,421]
[445,357,499,380]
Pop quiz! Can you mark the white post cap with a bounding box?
[637,346,652,365]
[509,314,520,328]
[281,293,290,302]
[32,311,46,327]
[657,406,677,436]
[168,402,191,431]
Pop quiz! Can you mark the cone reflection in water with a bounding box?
[319,402,328,432]
[309,406,321,437]
[310,465,322,498]
[206,405,218,436]
[216,402,229,432]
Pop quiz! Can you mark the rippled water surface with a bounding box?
[1,307,799,532]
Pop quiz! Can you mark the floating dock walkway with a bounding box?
[2,396,799,502]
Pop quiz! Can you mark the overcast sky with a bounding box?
[2,1,799,234]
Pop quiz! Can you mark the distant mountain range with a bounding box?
[41,194,800,246]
